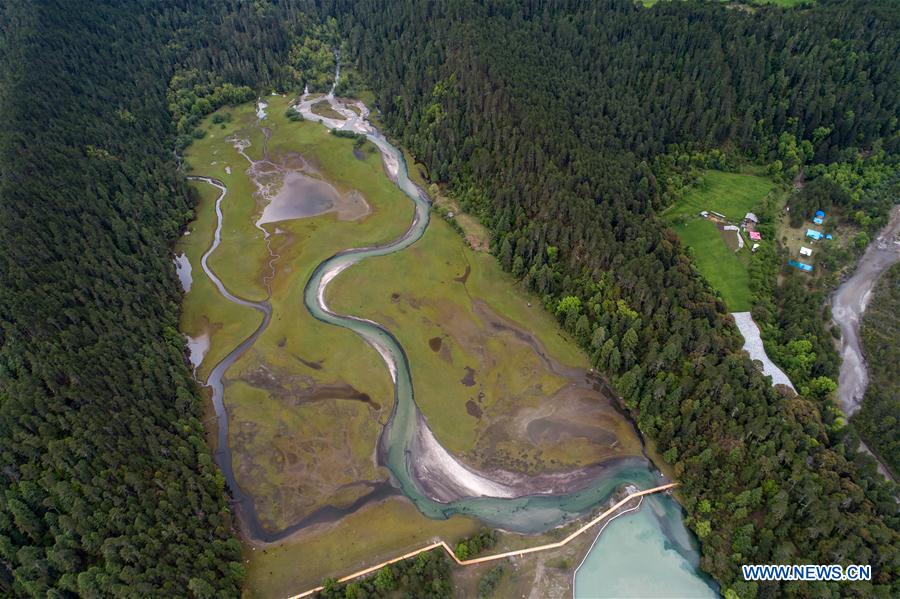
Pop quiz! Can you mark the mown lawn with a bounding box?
[672,218,753,311]
[663,169,776,223]
[663,169,776,311]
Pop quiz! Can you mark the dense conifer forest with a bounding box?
[1,0,898,597]
[324,0,900,596]
[0,1,296,595]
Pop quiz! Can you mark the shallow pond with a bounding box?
[574,494,718,598]
[185,331,209,373]
[174,252,192,292]
[257,172,337,225]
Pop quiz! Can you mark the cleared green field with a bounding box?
[330,207,643,474]
[672,218,753,311]
[663,169,775,223]
[663,169,776,311]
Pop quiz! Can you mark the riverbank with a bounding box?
[182,75,708,595]
[832,205,900,481]
[832,205,900,415]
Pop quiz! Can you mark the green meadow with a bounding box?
[179,95,411,530]
[330,209,643,474]
[182,94,642,594]
[674,218,754,311]
[663,169,777,312]
[663,169,776,222]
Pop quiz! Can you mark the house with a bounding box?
[806,229,823,241]
[744,212,759,231]
[789,259,813,272]
[749,231,762,241]
[799,246,813,257]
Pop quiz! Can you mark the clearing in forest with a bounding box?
[663,169,777,311]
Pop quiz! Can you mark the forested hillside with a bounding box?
[0,1,306,595]
[2,0,899,597]
[325,0,900,596]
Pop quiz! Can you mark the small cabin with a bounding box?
[743,212,759,230]
[806,229,823,241]
[751,243,760,252]
[799,246,813,257]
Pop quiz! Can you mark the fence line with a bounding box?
[287,482,677,598]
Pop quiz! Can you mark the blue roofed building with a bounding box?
[788,259,813,272]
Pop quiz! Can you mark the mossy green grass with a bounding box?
[663,169,778,311]
[180,95,413,529]
[329,213,643,473]
[662,169,776,223]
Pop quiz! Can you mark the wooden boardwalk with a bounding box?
[287,482,678,598]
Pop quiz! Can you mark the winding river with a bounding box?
[831,205,900,481]
[832,205,900,416]
[188,70,715,595]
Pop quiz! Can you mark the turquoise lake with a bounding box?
[574,494,719,598]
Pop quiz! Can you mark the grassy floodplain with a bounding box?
[663,169,777,311]
[329,209,644,474]
[181,93,644,594]
[243,497,480,598]
[179,95,412,531]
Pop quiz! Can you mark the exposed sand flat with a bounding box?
[411,414,518,500]
[731,311,796,391]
